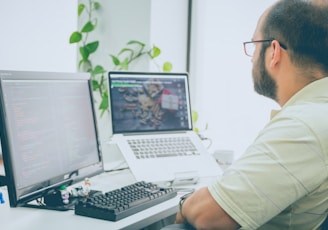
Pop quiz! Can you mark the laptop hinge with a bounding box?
[122,131,187,136]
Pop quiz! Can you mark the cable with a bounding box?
[198,134,213,149]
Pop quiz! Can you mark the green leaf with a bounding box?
[92,79,100,91]
[110,55,120,66]
[79,60,92,72]
[79,46,90,61]
[192,110,199,124]
[92,65,106,75]
[150,46,161,58]
[99,91,109,111]
[81,21,95,33]
[162,62,173,72]
[85,41,99,54]
[78,4,85,16]
[120,58,129,70]
[93,2,101,10]
[193,127,199,134]
[69,32,82,44]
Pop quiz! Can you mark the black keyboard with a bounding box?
[74,181,177,221]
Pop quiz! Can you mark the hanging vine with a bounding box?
[69,0,172,116]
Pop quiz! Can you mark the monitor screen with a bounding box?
[0,70,103,208]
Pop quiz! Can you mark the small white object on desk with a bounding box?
[213,149,234,170]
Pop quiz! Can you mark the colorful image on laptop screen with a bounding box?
[109,72,192,134]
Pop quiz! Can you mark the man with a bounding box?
[162,0,328,229]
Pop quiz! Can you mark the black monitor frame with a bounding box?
[0,70,104,210]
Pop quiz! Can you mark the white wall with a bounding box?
[0,0,187,73]
[0,0,281,160]
[190,0,279,158]
[0,0,188,154]
[81,0,188,73]
[0,0,77,155]
[0,0,77,72]
[150,0,188,72]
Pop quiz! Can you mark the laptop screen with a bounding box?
[108,72,193,134]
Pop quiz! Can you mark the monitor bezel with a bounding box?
[0,70,104,208]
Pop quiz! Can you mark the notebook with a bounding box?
[108,71,222,183]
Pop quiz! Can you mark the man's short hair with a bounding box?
[262,0,328,72]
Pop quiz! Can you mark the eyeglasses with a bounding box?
[243,39,287,57]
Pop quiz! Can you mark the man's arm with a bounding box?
[176,187,240,230]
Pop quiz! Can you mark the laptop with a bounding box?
[108,71,222,183]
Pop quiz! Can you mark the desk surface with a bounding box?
[0,168,213,230]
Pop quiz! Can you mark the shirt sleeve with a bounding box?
[208,114,327,229]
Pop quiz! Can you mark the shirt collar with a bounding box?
[270,77,328,119]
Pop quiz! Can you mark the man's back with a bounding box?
[207,78,328,229]
[249,78,328,228]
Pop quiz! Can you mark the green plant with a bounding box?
[192,110,208,134]
[69,0,172,116]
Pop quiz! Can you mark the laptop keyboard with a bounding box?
[128,137,200,159]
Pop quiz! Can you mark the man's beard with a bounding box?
[252,46,277,101]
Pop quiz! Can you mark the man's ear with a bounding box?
[270,40,281,68]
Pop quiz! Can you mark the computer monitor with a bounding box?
[0,70,103,210]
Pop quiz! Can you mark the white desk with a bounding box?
[0,168,213,230]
